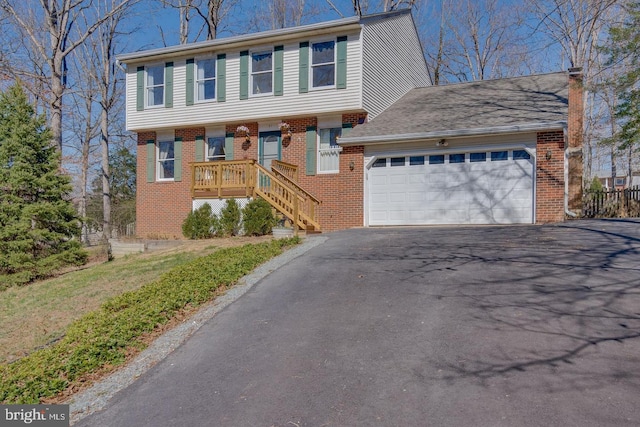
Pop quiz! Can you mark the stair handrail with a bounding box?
[253,163,321,231]
[270,168,321,206]
[271,160,298,181]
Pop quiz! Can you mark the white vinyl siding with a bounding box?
[361,11,431,119]
[124,33,363,131]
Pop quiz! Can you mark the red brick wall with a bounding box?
[281,113,366,232]
[535,130,565,223]
[136,128,204,239]
[136,114,367,237]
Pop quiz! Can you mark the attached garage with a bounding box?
[338,71,583,227]
[367,148,534,225]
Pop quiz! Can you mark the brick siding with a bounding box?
[135,114,367,238]
[136,128,203,239]
[535,130,565,223]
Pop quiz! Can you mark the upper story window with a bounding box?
[207,137,225,161]
[157,140,174,180]
[311,40,335,88]
[251,50,273,95]
[196,58,216,101]
[146,64,164,107]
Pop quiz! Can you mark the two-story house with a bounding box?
[118,9,582,238]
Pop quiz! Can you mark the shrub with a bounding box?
[242,198,277,236]
[217,199,242,237]
[589,177,604,192]
[182,203,215,239]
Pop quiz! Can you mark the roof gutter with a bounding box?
[338,121,567,146]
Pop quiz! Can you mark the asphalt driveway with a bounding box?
[75,220,640,426]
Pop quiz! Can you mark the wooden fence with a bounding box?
[583,187,640,218]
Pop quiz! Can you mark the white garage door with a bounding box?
[368,150,534,225]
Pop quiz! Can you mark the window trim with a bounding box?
[145,63,165,108]
[250,48,274,97]
[317,127,342,174]
[156,139,175,181]
[309,38,336,90]
[195,57,216,103]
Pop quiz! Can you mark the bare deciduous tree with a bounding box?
[0,0,133,155]
[527,0,624,181]
[420,0,525,83]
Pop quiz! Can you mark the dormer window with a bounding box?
[251,50,273,95]
[196,58,216,101]
[311,40,335,88]
[146,64,164,107]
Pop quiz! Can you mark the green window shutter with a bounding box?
[341,122,353,137]
[240,51,249,100]
[336,36,347,90]
[174,137,182,181]
[299,42,309,94]
[137,66,145,111]
[305,126,317,176]
[165,62,174,108]
[186,59,194,106]
[146,140,155,182]
[225,132,234,160]
[274,45,284,96]
[195,135,204,162]
[217,54,226,102]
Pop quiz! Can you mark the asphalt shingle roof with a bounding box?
[347,72,569,141]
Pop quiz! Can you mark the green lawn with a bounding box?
[0,236,297,404]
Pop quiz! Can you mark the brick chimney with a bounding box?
[567,67,584,213]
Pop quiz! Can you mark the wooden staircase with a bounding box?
[190,160,321,232]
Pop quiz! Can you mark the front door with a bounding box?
[259,131,281,171]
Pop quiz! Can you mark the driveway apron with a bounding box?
[75,220,640,427]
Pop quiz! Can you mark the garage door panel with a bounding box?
[368,149,534,226]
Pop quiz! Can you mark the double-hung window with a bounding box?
[157,140,175,180]
[318,127,341,173]
[311,40,335,88]
[251,50,273,95]
[146,64,164,107]
[207,137,225,161]
[196,58,216,101]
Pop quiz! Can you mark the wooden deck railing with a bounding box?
[190,160,321,231]
[191,160,255,198]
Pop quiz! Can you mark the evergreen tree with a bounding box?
[609,2,640,150]
[0,84,86,288]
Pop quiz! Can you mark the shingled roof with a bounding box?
[340,72,569,145]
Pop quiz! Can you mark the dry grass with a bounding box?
[0,236,272,364]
